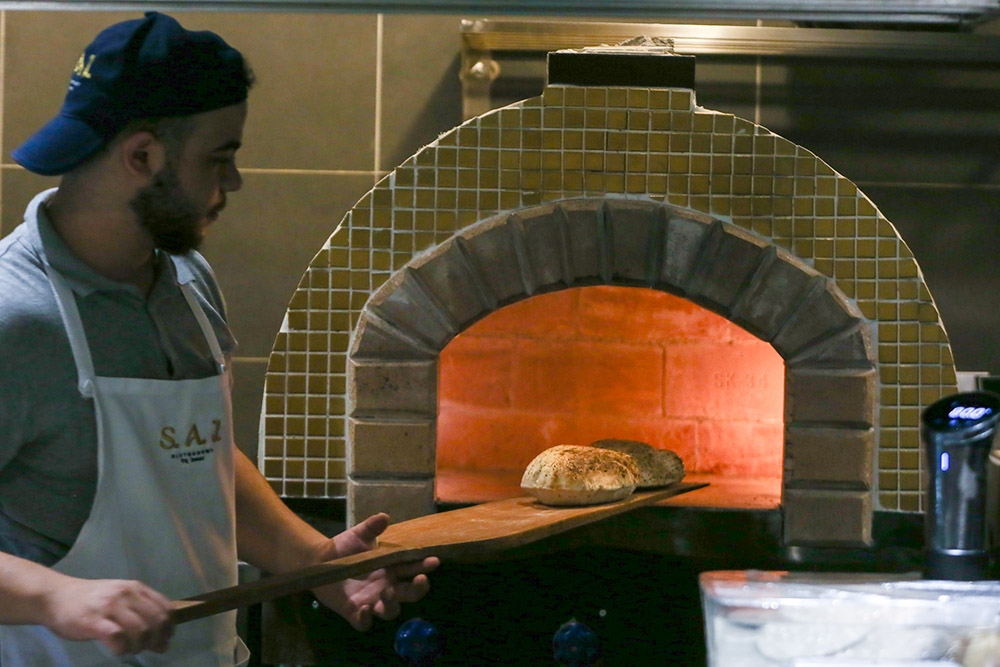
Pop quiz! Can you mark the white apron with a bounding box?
[0,259,249,666]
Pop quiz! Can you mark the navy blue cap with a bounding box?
[13,12,251,176]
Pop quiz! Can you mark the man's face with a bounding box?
[131,164,204,254]
[130,102,247,255]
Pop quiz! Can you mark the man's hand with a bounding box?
[232,454,439,631]
[0,552,174,655]
[310,513,440,631]
[44,577,174,655]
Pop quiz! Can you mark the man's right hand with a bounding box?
[44,577,174,655]
[0,551,174,656]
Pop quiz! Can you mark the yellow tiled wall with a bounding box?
[266,84,956,513]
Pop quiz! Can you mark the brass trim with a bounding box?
[461,19,1000,64]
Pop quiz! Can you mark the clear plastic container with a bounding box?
[699,570,1000,666]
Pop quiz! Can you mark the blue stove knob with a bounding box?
[552,618,601,666]
[394,617,443,666]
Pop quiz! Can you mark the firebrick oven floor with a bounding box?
[435,469,780,510]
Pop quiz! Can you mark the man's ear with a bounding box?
[118,131,166,178]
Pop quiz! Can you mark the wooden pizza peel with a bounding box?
[171,481,707,624]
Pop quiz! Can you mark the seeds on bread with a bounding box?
[521,444,639,506]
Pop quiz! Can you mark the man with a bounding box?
[0,12,438,665]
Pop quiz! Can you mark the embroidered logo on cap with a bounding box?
[73,52,96,79]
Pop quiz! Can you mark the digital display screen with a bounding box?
[924,392,1000,432]
[947,406,993,421]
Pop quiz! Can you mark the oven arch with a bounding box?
[347,197,876,546]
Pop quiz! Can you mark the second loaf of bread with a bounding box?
[590,439,685,488]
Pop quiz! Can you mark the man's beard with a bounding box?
[130,166,206,255]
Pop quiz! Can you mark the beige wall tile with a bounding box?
[3,11,380,173]
[199,170,375,357]
[380,14,465,170]
[1,168,55,235]
[182,12,379,172]
[3,11,135,161]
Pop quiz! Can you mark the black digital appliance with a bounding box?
[922,391,1000,580]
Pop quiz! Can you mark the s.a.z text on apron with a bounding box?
[160,418,224,464]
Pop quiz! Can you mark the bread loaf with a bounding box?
[590,439,684,488]
[521,444,639,506]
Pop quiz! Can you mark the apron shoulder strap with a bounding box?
[44,264,96,398]
[44,253,228,392]
[179,283,227,374]
[169,254,228,374]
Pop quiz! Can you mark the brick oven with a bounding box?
[260,43,956,552]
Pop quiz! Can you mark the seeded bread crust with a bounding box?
[521,444,639,506]
[590,439,685,488]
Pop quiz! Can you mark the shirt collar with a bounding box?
[25,187,194,297]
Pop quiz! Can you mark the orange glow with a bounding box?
[437,286,785,504]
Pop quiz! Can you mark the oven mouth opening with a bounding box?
[435,284,785,510]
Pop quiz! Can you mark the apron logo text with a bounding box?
[171,448,214,464]
[158,419,223,451]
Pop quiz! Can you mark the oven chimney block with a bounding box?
[546,36,696,89]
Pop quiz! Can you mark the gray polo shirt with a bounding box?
[0,189,237,565]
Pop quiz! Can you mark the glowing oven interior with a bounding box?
[436,285,784,508]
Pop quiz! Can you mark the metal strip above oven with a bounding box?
[461,19,1000,64]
